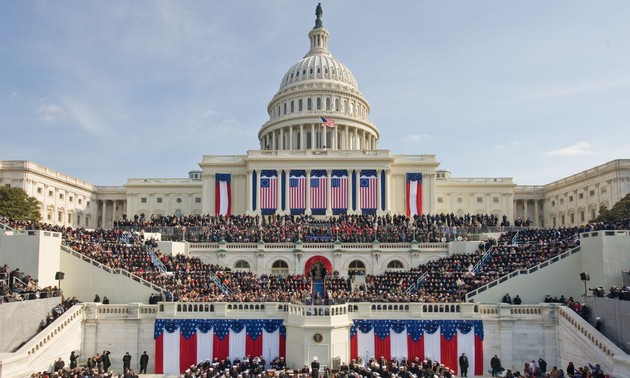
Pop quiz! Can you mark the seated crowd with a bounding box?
[113,213,502,243]
[0,264,61,304]
[2,214,630,306]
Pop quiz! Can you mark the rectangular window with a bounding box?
[552,201,555,206]
[579,193,584,199]
[569,196,573,202]
[78,198,82,205]
[68,213,72,223]
[59,193,64,200]
[195,197,201,203]
[49,190,53,197]
[37,187,43,194]
[477,197,483,203]
[560,198,564,205]
[58,211,63,222]
[437,197,443,203]
[157,197,163,203]
[589,190,595,196]
[69,196,73,202]
[601,187,607,193]
[493,197,499,203]
[141,197,147,203]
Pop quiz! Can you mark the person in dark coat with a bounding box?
[69,351,78,369]
[123,352,132,371]
[139,351,149,374]
[490,355,502,377]
[311,356,320,378]
[458,353,469,377]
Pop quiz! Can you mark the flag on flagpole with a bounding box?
[331,169,348,214]
[350,320,484,376]
[406,173,422,216]
[215,173,231,217]
[154,319,286,374]
[321,116,336,128]
[289,170,306,214]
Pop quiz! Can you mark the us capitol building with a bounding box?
[1,7,629,230]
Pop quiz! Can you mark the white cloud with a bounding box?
[36,103,65,122]
[546,141,593,157]
[60,97,105,134]
[407,133,428,142]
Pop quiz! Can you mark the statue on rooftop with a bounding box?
[315,3,323,28]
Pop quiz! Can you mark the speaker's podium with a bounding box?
[284,302,351,371]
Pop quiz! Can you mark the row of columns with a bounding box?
[244,169,390,215]
[262,124,377,151]
[99,199,126,228]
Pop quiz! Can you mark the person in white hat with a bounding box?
[311,356,320,378]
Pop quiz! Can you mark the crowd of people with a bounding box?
[0,264,61,304]
[2,214,630,306]
[112,213,503,243]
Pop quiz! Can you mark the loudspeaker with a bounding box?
[55,272,65,280]
[580,272,590,281]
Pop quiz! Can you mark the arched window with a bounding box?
[272,260,289,275]
[326,98,331,111]
[335,99,340,111]
[307,98,313,110]
[387,260,404,269]
[348,260,366,276]
[317,98,322,110]
[291,101,294,113]
[298,99,303,111]
[283,103,287,115]
[234,260,250,271]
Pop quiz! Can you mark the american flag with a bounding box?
[260,171,277,211]
[331,170,348,211]
[310,171,327,210]
[360,170,377,210]
[321,116,336,128]
[289,170,306,212]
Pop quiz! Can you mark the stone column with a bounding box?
[306,169,311,215]
[284,169,291,214]
[208,173,217,215]
[255,170,261,215]
[280,129,284,150]
[311,124,315,150]
[300,124,305,150]
[246,170,253,213]
[101,200,107,228]
[345,126,349,150]
[271,131,276,150]
[323,126,327,148]
[354,128,358,150]
[289,126,294,150]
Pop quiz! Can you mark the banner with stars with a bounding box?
[349,320,483,376]
[154,319,286,375]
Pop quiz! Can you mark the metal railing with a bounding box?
[404,272,427,294]
[147,247,167,273]
[59,244,169,295]
[465,245,581,300]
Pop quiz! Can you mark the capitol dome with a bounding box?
[258,5,379,151]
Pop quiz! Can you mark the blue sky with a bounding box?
[1,1,629,186]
